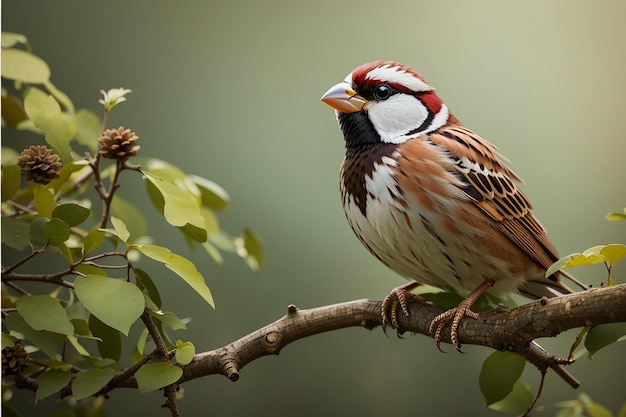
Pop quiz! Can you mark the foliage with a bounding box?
[1,32,263,415]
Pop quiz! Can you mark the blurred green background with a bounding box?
[3,0,625,416]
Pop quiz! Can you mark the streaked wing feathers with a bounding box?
[429,125,559,271]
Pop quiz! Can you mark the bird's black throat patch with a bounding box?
[341,142,398,217]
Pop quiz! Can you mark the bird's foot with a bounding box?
[429,303,479,352]
[381,281,425,336]
[428,278,495,352]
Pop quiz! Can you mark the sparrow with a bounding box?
[320,60,587,351]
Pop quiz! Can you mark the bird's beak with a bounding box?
[320,81,366,113]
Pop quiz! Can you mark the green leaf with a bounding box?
[2,165,21,202]
[15,295,74,336]
[135,269,162,309]
[3,313,60,358]
[487,378,533,413]
[149,310,187,331]
[2,333,18,349]
[35,359,73,371]
[45,218,71,246]
[189,174,230,210]
[585,323,626,358]
[175,340,195,365]
[135,362,182,394]
[236,228,264,272]
[479,351,526,406]
[30,217,49,248]
[36,370,73,403]
[618,402,626,417]
[1,48,50,83]
[23,87,74,162]
[71,108,101,152]
[34,186,57,218]
[1,217,31,250]
[71,368,115,400]
[74,275,145,336]
[83,229,106,255]
[52,204,90,227]
[132,244,214,308]
[89,315,122,361]
[111,196,148,239]
[143,171,205,230]
[2,93,28,128]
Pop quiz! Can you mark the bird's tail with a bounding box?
[519,270,589,299]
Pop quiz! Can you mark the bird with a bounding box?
[320,60,587,351]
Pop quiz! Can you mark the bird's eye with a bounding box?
[373,84,392,100]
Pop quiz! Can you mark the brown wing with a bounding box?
[428,124,560,273]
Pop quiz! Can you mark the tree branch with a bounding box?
[12,285,626,400]
[177,284,625,387]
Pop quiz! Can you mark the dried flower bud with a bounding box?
[1,342,29,375]
[98,126,140,161]
[17,145,63,185]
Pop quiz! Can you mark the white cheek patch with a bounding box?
[368,95,429,144]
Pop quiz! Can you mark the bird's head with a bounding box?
[321,61,452,147]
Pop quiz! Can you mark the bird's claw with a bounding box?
[381,281,425,336]
[429,304,480,352]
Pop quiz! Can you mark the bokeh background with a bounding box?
[3,1,625,416]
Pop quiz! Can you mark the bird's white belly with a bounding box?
[342,156,524,297]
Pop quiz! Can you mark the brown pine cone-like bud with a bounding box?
[17,145,63,185]
[1,342,29,375]
[98,127,140,161]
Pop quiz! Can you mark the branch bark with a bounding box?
[14,285,626,397]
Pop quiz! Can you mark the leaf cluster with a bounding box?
[1,32,262,415]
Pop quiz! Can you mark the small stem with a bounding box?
[3,281,30,296]
[3,243,49,274]
[141,312,169,358]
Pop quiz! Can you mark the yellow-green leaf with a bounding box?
[111,196,148,240]
[83,229,106,255]
[74,275,144,336]
[135,362,182,394]
[235,228,264,272]
[1,333,18,349]
[1,32,28,48]
[599,244,626,267]
[1,48,50,83]
[132,244,214,308]
[143,171,205,230]
[23,87,74,162]
[175,340,195,365]
[71,108,101,152]
[33,186,57,218]
[15,295,74,336]
[110,216,130,243]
